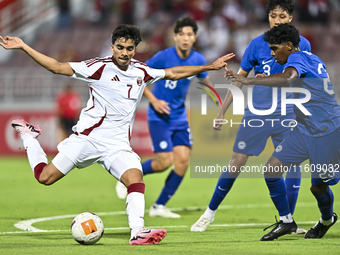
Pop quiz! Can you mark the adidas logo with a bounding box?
[111,75,120,81]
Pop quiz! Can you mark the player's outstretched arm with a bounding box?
[0,36,74,76]
[143,87,170,115]
[225,67,298,87]
[164,53,235,81]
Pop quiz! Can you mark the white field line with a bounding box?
[1,202,338,235]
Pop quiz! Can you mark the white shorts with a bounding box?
[52,134,142,180]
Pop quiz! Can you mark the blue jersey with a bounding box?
[241,35,311,116]
[146,46,208,122]
[285,51,340,137]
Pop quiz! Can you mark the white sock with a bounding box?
[22,133,32,141]
[203,207,216,219]
[153,203,163,208]
[320,216,334,226]
[126,192,145,238]
[280,213,293,223]
[23,136,48,172]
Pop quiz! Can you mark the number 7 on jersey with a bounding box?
[127,84,132,98]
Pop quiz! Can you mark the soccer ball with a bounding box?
[71,212,104,245]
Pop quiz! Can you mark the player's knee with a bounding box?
[37,175,54,186]
[228,161,243,172]
[176,159,189,170]
[120,168,144,187]
[229,153,248,170]
[263,165,281,178]
[157,157,173,171]
[310,184,328,196]
[37,171,57,186]
[182,161,189,170]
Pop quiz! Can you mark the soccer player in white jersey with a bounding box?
[0,24,234,245]
[116,16,220,219]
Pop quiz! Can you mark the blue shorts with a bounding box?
[273,127,340,186]
[233,113,296,156]
[148,120,192,153]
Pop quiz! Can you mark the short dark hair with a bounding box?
[263,23,300,48]
[174,16,198,34]
[266,0,294,15]
[111,24,142,46]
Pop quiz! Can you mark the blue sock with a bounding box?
[285,166,301,215]
[141,159,154,175]
[155,170,183,205]
[265,176,291,216]
[208,170,237,211]
[315,187,334,221]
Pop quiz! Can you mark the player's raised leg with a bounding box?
[11,119,65,185]
[191,152,247,231]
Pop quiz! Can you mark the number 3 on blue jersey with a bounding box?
[263,64,271,76]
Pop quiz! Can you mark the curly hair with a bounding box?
[174,16,198,34]
[266,0,294,15]
[111,24,142,46]
[263,23,300,48]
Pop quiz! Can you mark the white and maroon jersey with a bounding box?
[68,56,165,151]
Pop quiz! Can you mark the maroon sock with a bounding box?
[127,183,145,195]
[34,162,47,181]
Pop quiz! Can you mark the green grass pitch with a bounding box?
[0,156,339,255]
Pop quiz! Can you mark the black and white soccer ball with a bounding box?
[71,212,104,245]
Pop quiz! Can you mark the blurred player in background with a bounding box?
[191,0,311,232]
[0,25,234,245]
[116,16,219,218]
[226,23,339,241]
[56,83,82,140]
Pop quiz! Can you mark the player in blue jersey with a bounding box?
[191,0,311,232]
[144,16,219,218]
[115,16,217,218]
[226,23,339,241]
